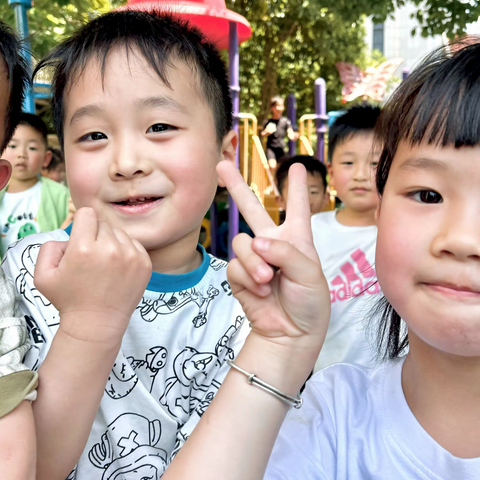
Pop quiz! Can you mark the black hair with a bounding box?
[372,39,480,361]
[0,21,30,153]
[328,105,381,162]
[33,10,232,147]
[275,155,328,194]
[270,96,284,108]
[17,113,49,145]
[45,147,64,172]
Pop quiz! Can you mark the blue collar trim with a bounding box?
[63,223,209,293]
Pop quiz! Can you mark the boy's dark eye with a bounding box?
[411,190,443,204]
[147,124,175,133]
[79,132,107,142]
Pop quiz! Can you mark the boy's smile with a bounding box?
[376,141,480,357]
[63,48,236,273]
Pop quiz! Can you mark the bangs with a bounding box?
[375,38,480,194]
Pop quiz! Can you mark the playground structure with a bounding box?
[8,0,333,259]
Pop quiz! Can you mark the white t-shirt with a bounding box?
[265,359,480,480]
[0,181,41,254]
[311,211,380,371]
[2,230,249,480]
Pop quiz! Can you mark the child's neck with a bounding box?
[7,176,39,193]
[148,229,203,275]
[335,207,376,227]
[403,332,480,458]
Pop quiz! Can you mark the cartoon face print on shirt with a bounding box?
[88,413,167,480]
[14,243,59,326]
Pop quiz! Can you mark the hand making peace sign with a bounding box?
[217,160,330,355]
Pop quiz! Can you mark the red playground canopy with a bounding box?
[123,0,252,50]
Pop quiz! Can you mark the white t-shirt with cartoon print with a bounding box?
[2,229,249,480]
[265,359,480,480]
[311,210,380,371]
[0,181,41,254]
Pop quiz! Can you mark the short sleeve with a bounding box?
[264,380,337,480]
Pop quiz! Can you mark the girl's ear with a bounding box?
[0,159,12,191]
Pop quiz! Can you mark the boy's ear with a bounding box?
[217,130,238,188]
[0,159,12,191]
[327,161,334,186]
[221,130,238,164]
[43,149,53,169]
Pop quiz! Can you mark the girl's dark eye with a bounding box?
[412,190,443,204]
[147,124,174,133]
[80,132,107,142]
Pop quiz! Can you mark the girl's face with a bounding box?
[376,141,480,357]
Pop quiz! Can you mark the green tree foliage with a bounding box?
[0,0,127,60]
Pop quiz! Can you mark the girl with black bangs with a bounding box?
[161,40,480,480]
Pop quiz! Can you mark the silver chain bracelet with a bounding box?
[227,360,303,409]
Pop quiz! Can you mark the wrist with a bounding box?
[233,331,323,397]
[58,310,128,346]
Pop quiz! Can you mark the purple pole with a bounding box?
[402,68,410,81]
[287,93,297,156]
[228,21,240,259]
[314,78,327,162]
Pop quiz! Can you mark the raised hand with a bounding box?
[34,207,152,344]
[217,161,330,356]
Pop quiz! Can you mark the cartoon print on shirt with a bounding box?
[136,285,220,328]
[209,257,227,271]
[89,413,167,480]
[14,243,59,326]
[159,315,244,425]
[105,347,168,400]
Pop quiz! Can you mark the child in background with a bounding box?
[2,11,248,480]
[0,113,70,255]
[159,39,480,480]
[43,147,66,185]
[275,155,329,216]
[311,105,382,371]
[0,20,37,480]
[261,96,298,169]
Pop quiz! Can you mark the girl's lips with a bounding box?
[424,282,480,299]
[110,197,163,215]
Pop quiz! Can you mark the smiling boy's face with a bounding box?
[63,48,236,262]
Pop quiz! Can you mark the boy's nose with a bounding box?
[109,141,153,180]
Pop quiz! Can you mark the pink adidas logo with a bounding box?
[330,248,380,303]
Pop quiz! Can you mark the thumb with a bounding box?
[34,241,69,287]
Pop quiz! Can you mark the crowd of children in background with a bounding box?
[1,8,480,480]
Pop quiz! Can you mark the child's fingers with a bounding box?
[34,241,69,288]
[69,207,98,245]
[217,161,275,235]
[252,236,322,286]
[232,233,274,284]
[284,164,313,236]
[227,259,272,298]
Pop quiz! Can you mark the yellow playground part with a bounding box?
[238,113,280,225]
[298,114,316,155]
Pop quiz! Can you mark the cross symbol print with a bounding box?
[118,431,140,456]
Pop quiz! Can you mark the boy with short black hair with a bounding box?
[275,155,328,216]
[0,113,70,255]
[42,147,66,185]
[311,105,382,372]
[1,10,248,480]
[261,96,298,169]
[0,19,37,480]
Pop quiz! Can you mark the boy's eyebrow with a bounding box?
[399,156,450,172]
[135,95,188,114]
[69,103,104,126]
